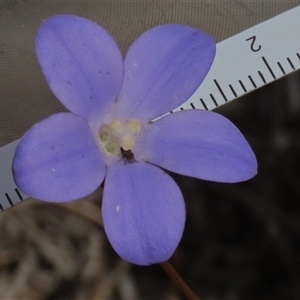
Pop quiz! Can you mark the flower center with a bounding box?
[98,119,141,155]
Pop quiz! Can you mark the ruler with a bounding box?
[1,6,300,211]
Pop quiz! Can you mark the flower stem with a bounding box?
[160,261,200,300]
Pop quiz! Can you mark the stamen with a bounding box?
[98,119,141,155]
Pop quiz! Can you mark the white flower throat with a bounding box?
[99,119,141,155]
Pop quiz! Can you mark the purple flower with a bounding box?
[12,15,257,265]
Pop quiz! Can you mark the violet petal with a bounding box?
[135,110,257,182]
[13,113,105,201]
[36,15,123,122]
[115,24,215,122]
[102,162,185,265]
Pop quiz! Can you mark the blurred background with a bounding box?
[1,1,300,299]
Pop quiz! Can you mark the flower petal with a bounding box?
[135,110,257,182]
[102,162,185,265]
[36,15,123,122]
[13,113,105,201]
[115,24,216,122]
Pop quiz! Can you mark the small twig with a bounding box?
[160,260,200,300]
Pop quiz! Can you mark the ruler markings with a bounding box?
[277,62,286,75]
[287,57,295,70]
[229,84,238,97]
[258,71,267,84]
[2,6,300,211]
[5,193,13,206]
[248,75,257,88]
[293,54,299,67]
[191,98,204,110]
[239,80,247,92]
[210,94,218,106]
[179,6,300,114]
[262,56,277,79]
[15,188,23,200]
[200,98,208,110]
[214,79,228,102]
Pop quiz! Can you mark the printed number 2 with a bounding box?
[246,36,261,52]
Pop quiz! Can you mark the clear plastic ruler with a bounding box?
[1,6,300,211]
